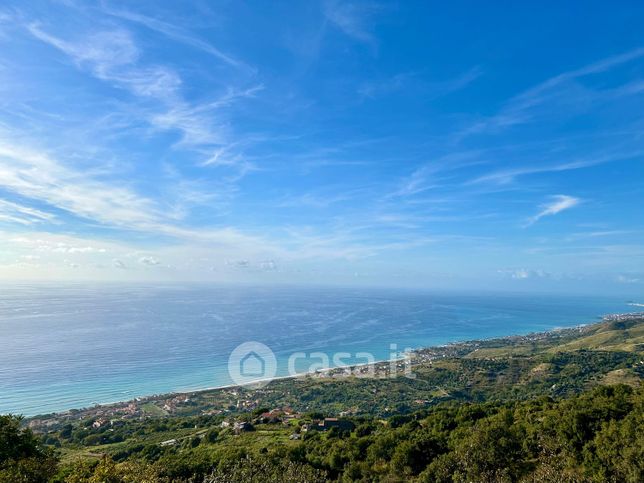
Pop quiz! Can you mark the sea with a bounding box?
[0,283,634,416]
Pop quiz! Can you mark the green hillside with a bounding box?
[3,316,642,482]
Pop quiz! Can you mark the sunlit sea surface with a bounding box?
[0,284,632,416]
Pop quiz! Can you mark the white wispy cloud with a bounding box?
[5,232,114,258]
[224,258,278,272]
[565,230,633,241]
[460,46,644,137]
[139,255,160,266]
[0,141,273,250]
[199,146,244,167]
[28,24,138,67]
[358,67,482,100]
[389,151,483,198]
[526,195,580,226]
[498,268,550,280]
[323,0,380,44]
[0,140,164,229]
[152,85,263,149]
[616,274,640,284]
[469,159,597,186]
[390,165,442,198]
[357,73,412,99]
[0,138,377,264]
[101,4,247,69]
[468,150,644,186]
[0,199,56,225]
[26,23,257,173]
[27,24,181,102]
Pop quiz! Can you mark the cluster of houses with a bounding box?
[28,400,143,432]
[162,395,192,413]
[27,382,359,439]
[157,413,357,447]
[302,417,355,433]
[603,312,644,322]
[213,406,356,440]
[257,407,298,423]
[219,419,255,434]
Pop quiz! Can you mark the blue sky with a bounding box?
[0,1,643,294]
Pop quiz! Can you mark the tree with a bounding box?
[451,410,524,482]
[0,415,58,483]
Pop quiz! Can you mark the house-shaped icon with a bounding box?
[240,351,265,377]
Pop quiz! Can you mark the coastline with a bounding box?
[5,289,632,418]
[26,353,413,422]
[24,312,640,425]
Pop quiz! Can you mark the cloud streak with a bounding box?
[101,5,247,69]
[468,150,644,186]
[0,139,163,228]
[0,199,56,225]
[526,195,580,226]
[27,24,182,101]
[26,21,260,175]
[459,46,644,137]
[323,0,380,44]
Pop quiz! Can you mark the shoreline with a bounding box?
[24,313,639,423]
[27,353,414,421]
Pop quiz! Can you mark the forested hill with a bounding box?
[2,315,643,482]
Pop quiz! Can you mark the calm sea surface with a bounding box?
[0,284,632,416]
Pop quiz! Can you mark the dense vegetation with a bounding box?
[2,317,642,482]
[2,385,643,482]
[0,415,57,483]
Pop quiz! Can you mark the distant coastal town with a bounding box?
[604,311,644,321]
